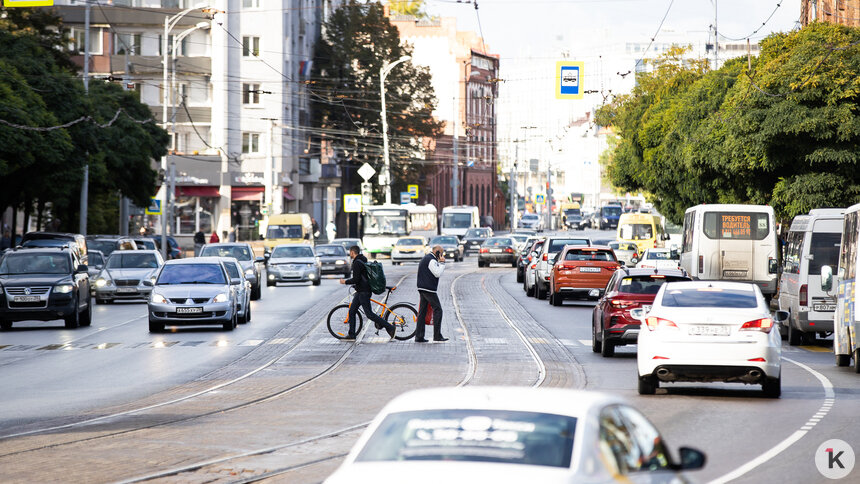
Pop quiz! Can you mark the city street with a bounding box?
[0,229,856,483]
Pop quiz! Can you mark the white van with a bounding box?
[679,204,779,298]
[820,203,860,371]
[778,209,844,345]
[441,206,479,238]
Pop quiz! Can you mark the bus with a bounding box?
[617,213,666,254]
[362,205,409,258]
[441,205,479,237]
[680,204,779,298]
[406,204,438,238]
[821,203,859,371]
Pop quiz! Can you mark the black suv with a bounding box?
[462,227,493,254]
[0,247,92,329]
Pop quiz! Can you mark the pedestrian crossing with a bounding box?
[0,337,296,353]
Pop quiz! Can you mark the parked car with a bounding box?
[636,248,681,270]
[548,246,620,306]
[391,236,429,265]
[592,268,692,357]
[0,247,92,329]
[634,280,787,397]
[314,244,352,277]
[94,250,163,304]
[534,236,592,300]
[461,227,493,254]
[325,387,706,484]
[199,243,264,300]
[85,235,137,257]
[220,257,252,324]
[478,236,519,268]
[266,244,321,286]
[522,239,546,296]
[608,241,640,266]
[519,212,544,232]
[147,257,239,332]
[428,235,464,262]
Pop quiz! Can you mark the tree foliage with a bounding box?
[596,23,860,223]
[388,0,428,18]
[312,1,442,201]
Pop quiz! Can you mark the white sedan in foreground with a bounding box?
[634,281,787,397]
[326,387,706,484]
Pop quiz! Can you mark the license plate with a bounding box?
[285,271,300,277]
[13,296,40,302]
[579,267,601,273]
[176,307,203,314]
[723,270,747,278]
[813,303,836,312]
[116,287,136,293]
[688,325,730,336]
[491,248,502,253]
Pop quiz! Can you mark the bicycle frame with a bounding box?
[343,287,395,320]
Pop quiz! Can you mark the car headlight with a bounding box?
[151,293,167,304]
[55,284,74,294]
[244,268,254,276]
[96,278,108,287]
[213,293,229,303]
[335,260,345,265]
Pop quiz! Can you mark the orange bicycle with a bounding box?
[326,285,418,340]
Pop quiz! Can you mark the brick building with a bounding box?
[801,0,860,27]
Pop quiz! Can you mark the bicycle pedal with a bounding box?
[375,330,380,335]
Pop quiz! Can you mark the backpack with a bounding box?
[363,260,387,295]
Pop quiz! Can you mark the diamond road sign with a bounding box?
[357,163,376,181]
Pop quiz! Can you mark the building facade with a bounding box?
[801,0,860,27]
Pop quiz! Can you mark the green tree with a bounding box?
[389,0,427,18]
[312,1,442,202]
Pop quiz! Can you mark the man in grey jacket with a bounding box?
[415,245,447,342]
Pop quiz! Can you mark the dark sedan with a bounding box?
[315,244,351,276]
[462,227,493,254]
[428,235,464,262]
[200,243,264,300]
[478,237,519,268]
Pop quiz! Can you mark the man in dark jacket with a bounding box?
[340,246,396,340]
[415,245,447,342]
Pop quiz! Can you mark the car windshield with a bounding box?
[548,239,589,253]
[87,239,118,255]
[398,238,424,246]
[809,232,841,274]
[564,249,615,261]
[22,239,68,248]
[156,264,226,285]
[661,287,758,308]
[271,246,314,258]
[430,236,459,245]
[315,245,347,256]
[619,276,689,294]
[107,253,159,269]
[200,245,253,261]
[442,212,473,229]
[511,235,529,244]
[333,240,358,250]
[602,206,622,216]
[0,253,70,275]
[266,224,303,239]
[619,223,654,240]
[355,409,577,468]
[485,238,513,247]
[646,251,672,260]
[564,209,581,217]
[465,229,490,238]
[522,214,539,220]
[88,252,105,266]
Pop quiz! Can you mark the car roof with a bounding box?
[110,250,161,256]
[618,267,688,277]
[272,243,313,248]
[164,256,225,265]
[663,280,756,291]
[203,242,251,247]
[644,248,670,253]
[6,247,72,255]
[380,387,623,417]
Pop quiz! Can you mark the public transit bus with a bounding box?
[440,205,479,237]
[617,212,666,254]
[680,204,779,298]
[821,203,859,371]
[362,205,409,258]
[407,204,438,238]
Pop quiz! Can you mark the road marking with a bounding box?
[483,338,507,344]
[528,337,547,344]
[364,337,389,344]
[267,338,294,345]
[578,339,592,346]
[708,357,835,484]
[238,339,264,347]
[558,339,579,346]
[799,345,831,353]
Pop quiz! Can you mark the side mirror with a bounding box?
[231,277,242,285]
[773,310,789,323]
[677,447,707,471]
[820,265,833,292]
[76,264,88,273]
[304,233,310,240]
[629,308,647,321]
[255,256,265,263]
[618,261,626,267]
[264,253,271,260]
[768,258,778,274]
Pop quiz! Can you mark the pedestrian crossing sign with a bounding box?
[344,194,362,213]
[145,197,162,215]
[535,194,546,204]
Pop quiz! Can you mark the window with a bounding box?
[809,233,841,275]
[661,287,758,308]
[242,83,260,104]
[114,33,141,55]
[703,212,770,240]
[72,28,103,55]
[242,36,260,56]
[242,132,260,153]
[242,0,260,7]
[783,231,803,274]
[619,223,654,241]
[839,211,858,280]
[598,407,641,475]
[682,211,695,253]
[564,249,615,261]
[616,406,672,472]
[158,34,186,56]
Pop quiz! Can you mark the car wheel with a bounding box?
[552,291,562,306]
[96,298,107,305]
[516,268,523,283]
[251,283,261,300]
[223,314,236,331]
[526,281,536,297]
[762,375,781,398]
[266,279,275,287]
[80,299,92,327]
[537,282,547,300]
[313,278,322,286]
[855,349,860,374]
[592,324,602,353]
[238,308,247,324]
[0,320,11,331]
[638,374,658,395]
[787,319,802,346]
[64,300,80,329]
[245,303,252,323]
[601,337,615,357]
[148,319,164,333]
[511,260,517,268]
[836,353,850,367]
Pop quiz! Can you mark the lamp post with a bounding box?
[380,55,411,205]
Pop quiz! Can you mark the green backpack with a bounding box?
[363,260,387,295]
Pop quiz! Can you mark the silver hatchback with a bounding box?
[94,250,163,303]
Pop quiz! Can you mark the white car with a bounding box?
[636,248,680,270]
[519,213,544,232]
[326,387,706,484]
[635,281,787,397]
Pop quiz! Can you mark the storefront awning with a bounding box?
[283,188,296,201]
[175,186,220,198]
[231,186,264,201]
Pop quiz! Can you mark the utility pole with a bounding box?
[713,0,719,69]
[511,142,519,230]
[452,95,459,205]
[546,163,552,231]
[79,1,91,235]
[380,56,410,205]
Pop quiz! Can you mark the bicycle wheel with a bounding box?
[386,302,418,341]
[327,304,363,339]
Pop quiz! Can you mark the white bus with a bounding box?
[820,203,859,371]
[680,204,779,298]
[777,208,844,345]
[362,205,409,258]
[406,204,438,238]
[440,205,479,238]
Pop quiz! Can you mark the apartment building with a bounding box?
[802,0,860,27]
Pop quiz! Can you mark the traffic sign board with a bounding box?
[344,194,362,213]
[407,184,418,198]
[357,162,376,181]
[145,197,162,215]
[535,194,546,205]
[555,61,584,100]
[400,192,411,205]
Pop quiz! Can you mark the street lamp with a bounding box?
[380,55,411,205]
[171,22,211,136]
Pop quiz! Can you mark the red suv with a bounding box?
[591,268,691,357]
[548,246,620,306]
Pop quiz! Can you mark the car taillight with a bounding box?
[480,248,489,253]
[740,318,773,333]
[698,255,703,274]
[530,264,536,269]
[610,299,637,308]
[653,240,657,248]
[645,316,678,330]
[542,253,548,261]
[799,284,808,307]
[505,248,513,253]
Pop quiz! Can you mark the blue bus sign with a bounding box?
[556,61,584,100]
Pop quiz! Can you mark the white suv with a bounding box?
[533,236,591,300]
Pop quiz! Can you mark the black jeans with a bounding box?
[348,291,392,336]
[415,290,443,340]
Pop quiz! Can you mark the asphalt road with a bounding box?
[0,230,857,483]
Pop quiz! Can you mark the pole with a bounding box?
[169,160,176,237]
[380,66,391,205]
[452,95,459,205]
[546,164,552,231]
[714,0,719,69]
[512,142,518,230]
[161,16,169,259]
[265,120,274,215]
[79,1,91,235]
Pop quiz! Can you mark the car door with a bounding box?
[71,251,89,308]
[594,273,618,335]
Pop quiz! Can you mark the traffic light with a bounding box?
[361,182,373,205]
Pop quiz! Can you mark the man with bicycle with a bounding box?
[340,246,397,341]
[415,245,447,343]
